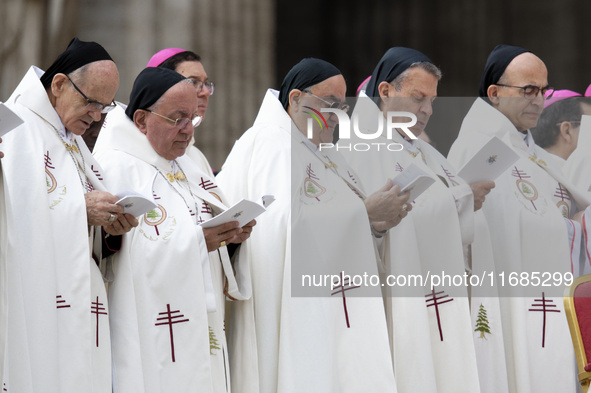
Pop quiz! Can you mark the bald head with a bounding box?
[71,60,120,99]
[487,52,549,131]
[501,53,547,87]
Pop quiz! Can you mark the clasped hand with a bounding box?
[203,219,257,252]
[365,179,412,232]
[85,191,138,235]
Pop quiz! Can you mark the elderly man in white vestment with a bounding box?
[0,38,137,393]
[448,44,590,393]
[93,67,254,393]
[217,58,409,393]
[341,46,504,393]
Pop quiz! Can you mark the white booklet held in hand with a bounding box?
[115,171,158,217]
[0,103,24,137]
[392,163,436,202]
[201,195,275,228]
[457,136,519,183]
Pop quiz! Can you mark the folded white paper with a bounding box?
[115,171,158,217]
[201,195,275,228]
[457,136,519,183]
[0,103,24,137]
[392,163,436,202]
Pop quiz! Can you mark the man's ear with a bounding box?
[51,73,69,98]
[487,85,500,105]
[378,81,391,99]
[134,110,148,135]
[559,121,573,143]
[289,89,303,113]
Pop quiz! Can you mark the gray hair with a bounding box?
[390,62,442,91]
[531,97,591,148]
[67,63,91,84]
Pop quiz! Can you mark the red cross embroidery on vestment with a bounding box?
[155,304,190,362]
[56,295,70,309]
[91,296,107,347]
[330,272,361,328]
[425,287,454,341]
[528,292,560,348]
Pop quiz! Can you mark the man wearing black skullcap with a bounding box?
[448,45,590,393]
[93,67,254,393]
[0,37,138,393]
[217,58,405,393]
[342,46,500,393]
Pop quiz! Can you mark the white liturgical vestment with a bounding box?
[448,98,589,393]
[0,66,111,393]
[217,89,398,393]
[93,105,251,393]
[340,92,492,393]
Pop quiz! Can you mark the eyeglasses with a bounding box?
[555,120,581,127]
[149,110,202,128]
[495,83,554,99]
[66,75,117,113]
[302,89,350,113]
[188,78,215,95]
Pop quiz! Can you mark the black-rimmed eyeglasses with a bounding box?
[494,83,554,99]
[66,75,117,113]
[555,120,581,127]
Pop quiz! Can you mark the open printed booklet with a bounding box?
[0,103,24,137]
[115,171,158,217]
[457,136,519,183]
[392,163,436,203]
[200,195,275,228]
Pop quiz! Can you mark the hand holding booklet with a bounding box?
[457,136,519,183]
[115,172,158,217]
[391,163,436,202]
[200,195,275,228]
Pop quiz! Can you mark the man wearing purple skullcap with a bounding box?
[0,37,137,393]
[449,45,590,393]
[532,90,591,162]
[148,48,214,119]
[147,48,217,167]
[562,84,591,212]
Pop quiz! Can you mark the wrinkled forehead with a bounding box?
[76,60,119,88]
[157,81,198,111]
[307,74,347,98]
